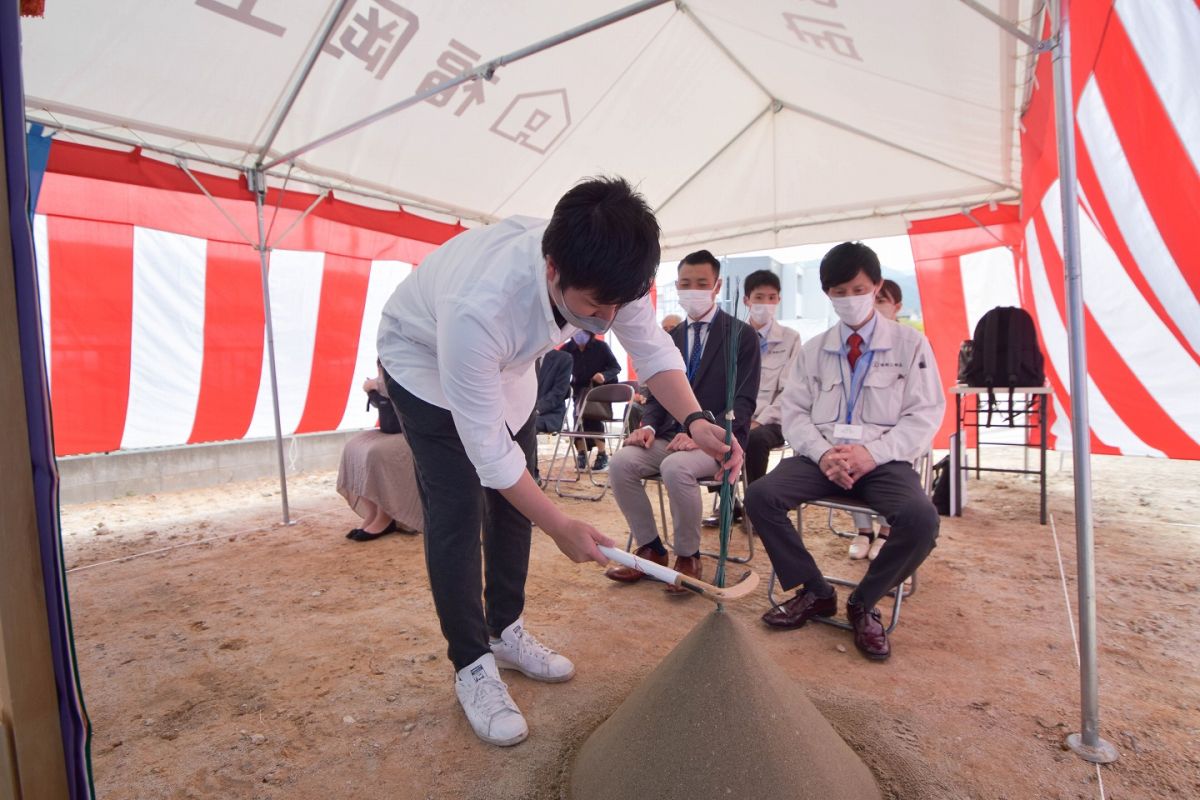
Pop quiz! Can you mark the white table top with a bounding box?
[949,384,1052,395]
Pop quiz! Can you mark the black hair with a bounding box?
[743,269,780,297]
[542,176,660,306]
[678,249,721,277]
[819,241,882,292]
[879,279,902,304]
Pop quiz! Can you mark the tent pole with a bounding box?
[263,0,672,171]
[256,0,354,162]
[1049,0,1118,765]
[251,168,292,526]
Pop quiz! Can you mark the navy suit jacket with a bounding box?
[640,308,761,449]
[535,349,573,431]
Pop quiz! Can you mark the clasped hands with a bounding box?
[819,444,877,490]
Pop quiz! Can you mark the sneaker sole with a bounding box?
[492,657,576,683]
[476,726,529,747]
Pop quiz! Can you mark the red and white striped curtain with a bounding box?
[912,0,1199,459]
[34,144,462,457]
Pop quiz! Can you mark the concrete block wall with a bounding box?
[58,430,363,504]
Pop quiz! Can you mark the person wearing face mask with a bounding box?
[744,242,943,661]
[741,270,802,485]
[848,278,904,559]
[562,329,622,471]
[605,250,761,595]
[376,178,743,747]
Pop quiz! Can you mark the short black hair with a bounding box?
[819,241,881,292]
[743,269,780,297]
[542,176,660,306]
[879,278,902,304]
[678,249,720,277]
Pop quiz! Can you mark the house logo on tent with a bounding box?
[489,89,571,155]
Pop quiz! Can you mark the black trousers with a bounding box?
[744,457,938,609]
[385,375,537,672]
[746,422,786,483]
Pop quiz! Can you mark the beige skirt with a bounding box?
[336,430,423,533]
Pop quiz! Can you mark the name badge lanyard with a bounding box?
[838,342,875,425]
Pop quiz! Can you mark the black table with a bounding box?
[951,385,1050,525]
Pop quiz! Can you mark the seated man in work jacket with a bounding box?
[745,242,944,660]
[605,249,761,594]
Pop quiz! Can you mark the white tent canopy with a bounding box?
[21,0,1034,255]
[21,0,1143,768]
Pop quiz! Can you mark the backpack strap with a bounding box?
[982,310,1003,427]
[1006,309,1020,426]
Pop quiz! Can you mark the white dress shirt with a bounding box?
[377,216,684,490]
[681,303,719,363]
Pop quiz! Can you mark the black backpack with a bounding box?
[962,306,1045,426]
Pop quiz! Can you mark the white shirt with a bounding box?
[780,315,945,467]
[681,303,718,362]
[753,318,802,425]
[377,216,684,490]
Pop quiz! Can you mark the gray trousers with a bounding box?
[744,457,938,609]
[608,438,720,557]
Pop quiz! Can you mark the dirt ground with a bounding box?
[61,447,1200,799]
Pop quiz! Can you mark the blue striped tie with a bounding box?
[686,322,705,381]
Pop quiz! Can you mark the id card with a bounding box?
[833,423,864,443]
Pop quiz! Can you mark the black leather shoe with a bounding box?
[847,601,891,661]
[761,587,838,629]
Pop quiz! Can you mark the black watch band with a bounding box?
[683,410,716,434]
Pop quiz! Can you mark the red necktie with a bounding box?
[847,333,863,371]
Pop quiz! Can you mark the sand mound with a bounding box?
[570,611,882,800]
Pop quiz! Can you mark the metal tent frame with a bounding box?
[25,0,1119,768]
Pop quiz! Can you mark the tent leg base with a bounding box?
[1066,733,1119,764]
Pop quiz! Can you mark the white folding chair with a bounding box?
[544,383,635,501]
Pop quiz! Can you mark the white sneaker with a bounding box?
[489,618,576,683]
[848,534,872,560]
[454,653,528,747]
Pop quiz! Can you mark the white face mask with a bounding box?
[747,303,776,326]
[677,289,715,319]
[829,292,876,327]
[550,279,614,335]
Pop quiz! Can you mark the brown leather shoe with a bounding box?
[847,601,891,661]
[605,543,668,583]
[664,554,702,596]
[761,587,838,628]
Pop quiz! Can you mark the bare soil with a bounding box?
[61,450,1200,799]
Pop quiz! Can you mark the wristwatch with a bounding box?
[683,410,716,435]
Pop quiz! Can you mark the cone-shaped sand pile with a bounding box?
[571,611,881,800]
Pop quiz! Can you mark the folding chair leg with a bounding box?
[826,507,859,539]
[545,433,582,491]
[552,439,611,502]
[696,471,754,564]
[654,480,673,552]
